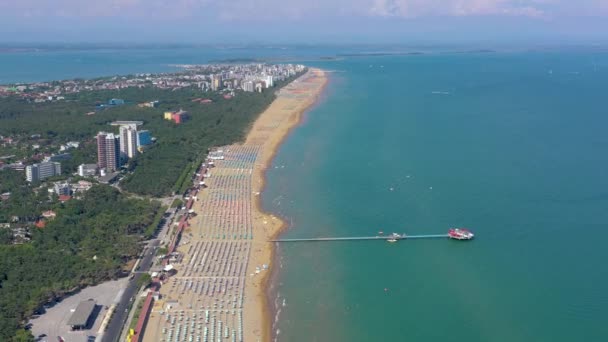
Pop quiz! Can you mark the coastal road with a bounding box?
[100,208,177,342]
[100,238,160,342]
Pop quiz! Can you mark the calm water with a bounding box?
[0,46,336,84]
[3,47,608,341]
[0,44,522,84]
[0,45,427,84]
[263,52,608,341]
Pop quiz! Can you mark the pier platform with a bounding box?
[270,234,449,243]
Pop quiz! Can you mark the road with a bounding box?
[100,208,178,342]
[100,239,159,342]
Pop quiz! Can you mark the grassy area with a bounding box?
[170,198,183,209]
[173,162,193,195]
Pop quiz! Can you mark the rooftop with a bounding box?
[109,121,143,126]
[98,172,119,184]
[66,299,96,327]
[58,195,71,202]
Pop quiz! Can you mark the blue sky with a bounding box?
[1,0,607,44]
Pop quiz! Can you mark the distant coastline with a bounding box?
[337,51,425,57]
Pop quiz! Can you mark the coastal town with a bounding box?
[0,63,305,242]
[0,63,305,101]
[3,1,606,341]
[0,63,324,342]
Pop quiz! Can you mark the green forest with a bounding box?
[0,169,51,224]
[0,185,161,341]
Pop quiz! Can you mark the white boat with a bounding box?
[387,232,401,242]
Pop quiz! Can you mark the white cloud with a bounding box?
[0,0,606,19]
[368,0,546,18]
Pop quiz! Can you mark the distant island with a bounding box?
[206,58,263,63]
[337,51,426,57]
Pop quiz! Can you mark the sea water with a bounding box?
[0,45,367,84]
[3,46,608,341]
[264,50,608,342]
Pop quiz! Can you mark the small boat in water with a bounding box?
[448,228,474,240]
[387,232,401,243]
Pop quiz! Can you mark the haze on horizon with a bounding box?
[1,0,608,45]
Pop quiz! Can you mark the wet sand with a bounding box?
[243,68,328,341]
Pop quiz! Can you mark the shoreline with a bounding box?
[138,68,327,342]
[243,68,328,341]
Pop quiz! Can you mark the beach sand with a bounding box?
[140,68,327,342]
[243,68,328,341]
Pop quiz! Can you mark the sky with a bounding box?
[1,0,608,44]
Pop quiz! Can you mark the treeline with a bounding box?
[119,88,279,196]
[0,74,299,196]
[0,185,160,341]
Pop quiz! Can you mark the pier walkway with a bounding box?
[271,234,449,242]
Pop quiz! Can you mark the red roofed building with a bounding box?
[35,220,46,228]
[58,195,71,202]
[171,110,189,124]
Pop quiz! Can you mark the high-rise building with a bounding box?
[264,75,274,88]
[211,75,222,91]
[119,124,138,159]
[25,162,61,182]
[243,81,254,92]
[96,132,120,172]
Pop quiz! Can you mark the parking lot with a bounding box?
[29,278,128,342]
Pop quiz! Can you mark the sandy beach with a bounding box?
[243,68,328,342]
[141,68,327,342]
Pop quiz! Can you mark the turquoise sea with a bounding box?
[0,46,325,84]
[263,51,608,341]
[3,46,608,341]
[0,45,388,84]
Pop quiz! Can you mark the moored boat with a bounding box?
[387,232,401,242]
[448,228,474,240]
